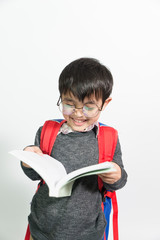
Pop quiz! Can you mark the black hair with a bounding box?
[58,57,113,105]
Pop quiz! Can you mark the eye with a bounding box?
[84,103,96,111]
[84,106,94,111]
[63,103,75,108]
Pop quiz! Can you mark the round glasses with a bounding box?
[57,100,102,118]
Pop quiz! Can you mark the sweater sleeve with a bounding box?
[21,126,43,181]
[103,137,128,191]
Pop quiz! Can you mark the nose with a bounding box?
[74,107,84,117]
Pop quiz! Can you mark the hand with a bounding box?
[22,146,43,168]
[99,162,121,184]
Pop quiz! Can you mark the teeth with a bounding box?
[74,119,84,123]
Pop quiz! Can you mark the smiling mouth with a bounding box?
[71,118,87,126]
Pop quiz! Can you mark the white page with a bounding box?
[10,150,116,198]
[52,181,74,197]
[56,161,116,194]
[9,150,67,191]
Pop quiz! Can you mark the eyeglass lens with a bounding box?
[59,102,99,117]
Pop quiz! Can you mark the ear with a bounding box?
[102,97,112,111]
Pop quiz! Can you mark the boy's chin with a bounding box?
[68,121,88,132]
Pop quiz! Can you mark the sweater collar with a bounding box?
[59,121,99,137]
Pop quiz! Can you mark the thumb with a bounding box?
[24,146,43,155]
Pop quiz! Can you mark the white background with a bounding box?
[0,0,160,239]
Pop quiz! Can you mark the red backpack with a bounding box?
[25,119,119,240]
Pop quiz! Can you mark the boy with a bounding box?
[22,58,127,240]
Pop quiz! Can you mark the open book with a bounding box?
[10,150,116,198]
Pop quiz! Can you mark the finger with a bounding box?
[102,175,117,183]
[24,146,35,152]
[37,152,43,156]
[99,174,117,184]
[33,147,43,154]
[24,146,43,155]
[100,172,114,177]
[102,177,116,182]
[99,172,117,178]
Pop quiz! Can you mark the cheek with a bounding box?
[89,113,101,124]
[62,114,69,121]
[84,116,100,127]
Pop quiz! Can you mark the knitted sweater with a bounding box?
[21,126,127,240]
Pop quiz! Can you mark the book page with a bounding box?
[56,161,116,195]
[10,150,67,191]
[67,165,116,183]
[10,150,116,198]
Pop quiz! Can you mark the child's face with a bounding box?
[61,93,111,132]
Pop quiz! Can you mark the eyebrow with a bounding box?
[63,98,75,102]
[84,100,96,104]
[63,98,96,105]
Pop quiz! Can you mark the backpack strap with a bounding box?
[97,123,118,240]
[97,123,118,190]
[39,119,66,186]
[24,225,30,240]
[40,119,66,155]
[105,191,118,240]
[25,119,65,240]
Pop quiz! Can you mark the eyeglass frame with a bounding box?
[57,97,103,118]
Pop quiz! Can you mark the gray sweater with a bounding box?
[22,126,127,240]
